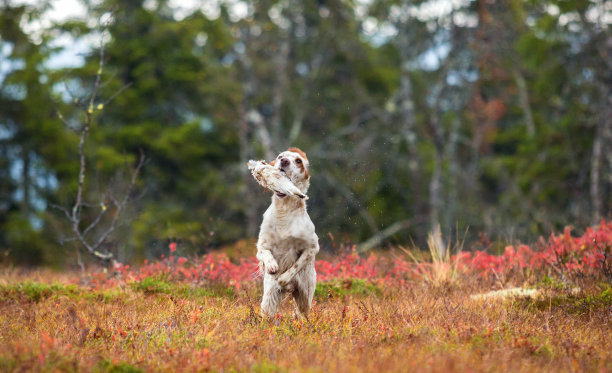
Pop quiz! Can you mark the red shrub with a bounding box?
[88,220,612,289]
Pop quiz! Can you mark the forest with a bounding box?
[1,0,611,266]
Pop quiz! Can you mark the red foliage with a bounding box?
[454,220,611,277]
[89,220,612,289]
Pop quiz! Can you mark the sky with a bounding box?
[10,0,475,73]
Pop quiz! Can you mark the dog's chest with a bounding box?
[270,237,310,272]
[263,206,314,241]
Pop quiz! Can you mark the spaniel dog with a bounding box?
[256,147,319,318]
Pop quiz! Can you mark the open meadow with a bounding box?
[1,222,611,372]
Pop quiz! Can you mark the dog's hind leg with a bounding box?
[261,274,282,319]
[293,264,316,318]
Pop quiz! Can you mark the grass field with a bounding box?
[1,222,611,372]
[0,273,610,372]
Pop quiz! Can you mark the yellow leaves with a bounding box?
[87,103,104,114]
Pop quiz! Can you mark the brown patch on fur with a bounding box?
[287,147,308,163]
[269,159,277,167]
[288,147,309,179]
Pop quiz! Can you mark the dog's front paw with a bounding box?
[266,261,279,274]
[276,274,290,287]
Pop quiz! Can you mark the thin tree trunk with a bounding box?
[590,128,602,223]
[21,148,30,216]
[429,149,442,235]
[591,85,612,224]
[236,22,260,237]
[239,107,258,237]
[444,118,461,230]
[398,70,423,232]
[270,34,290,146]
[514,70,535,137]
[249,110,274,161]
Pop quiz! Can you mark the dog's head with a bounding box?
[270,147,310,194]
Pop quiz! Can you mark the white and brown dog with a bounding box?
[256,147,319,318]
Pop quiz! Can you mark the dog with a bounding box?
[255,147,319,318]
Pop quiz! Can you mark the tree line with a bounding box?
[1,0,610,266]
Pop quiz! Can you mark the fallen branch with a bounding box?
[356,220,411,253]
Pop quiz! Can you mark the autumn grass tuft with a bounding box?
[402,225,465,289]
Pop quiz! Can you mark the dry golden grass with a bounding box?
[0,270,610,372]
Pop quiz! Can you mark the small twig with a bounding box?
[58,237,77,244]
[50,203,72,220]
[104,82,133,106]
[82,199,109,237]
[89,150,145,254]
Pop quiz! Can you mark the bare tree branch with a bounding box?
[53,17,140,263]
[104,81,133,106]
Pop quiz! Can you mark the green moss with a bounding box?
[130,277,173,294]
[0,281,76,302]
[517,286,612,314]
[315,278,382,300]
[249,361,287,373]
[130,277,235,298]
[0,281,122,303]
[94,360,143,373]
[538,275,565,290]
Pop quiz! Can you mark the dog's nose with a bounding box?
[280,158,290,168]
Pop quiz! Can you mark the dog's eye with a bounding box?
[296,158,302,164]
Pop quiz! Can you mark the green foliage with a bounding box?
[249,361,287,373]
[131,277,235,298]
[314,278,382,300]
[0,281,78,302]
[2,213,49,265]
[95,360,143,373]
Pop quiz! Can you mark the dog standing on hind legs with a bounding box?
[255,148,319,319]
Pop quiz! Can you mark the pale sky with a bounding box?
[10,0,611,72]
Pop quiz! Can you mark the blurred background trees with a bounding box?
[1,0,610,266]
